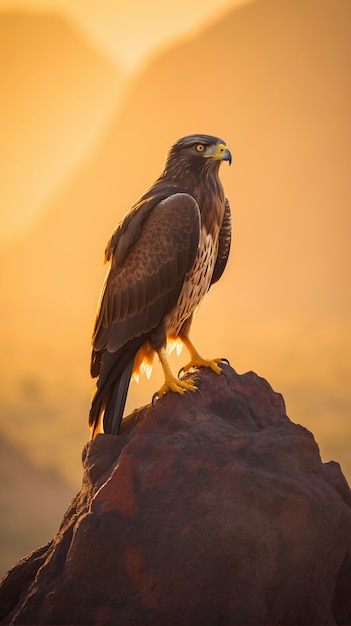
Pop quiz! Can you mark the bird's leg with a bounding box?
[180,335,223,376]
[153,347,197,403]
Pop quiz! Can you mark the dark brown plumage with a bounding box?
[89,134,232,437]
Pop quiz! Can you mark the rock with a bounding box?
[1,365,350,625]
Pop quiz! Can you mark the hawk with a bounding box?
[89,134,232,438]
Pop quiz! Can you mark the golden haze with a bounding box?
[0,0,254,72]
[0,0,350,575]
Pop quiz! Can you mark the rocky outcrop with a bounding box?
[1,365,350,625]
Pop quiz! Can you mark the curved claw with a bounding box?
[220,357,230,366]
[218,365,231,386]
[194,385,203,398]
[183,384,202,400]
[218,358,230,385]
[178,366,185,378]
[152,376,197,406]
[151,391,159,406]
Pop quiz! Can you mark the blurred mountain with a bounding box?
[0,433,75,578]
[0,0,350,483]
[0,10,123,242]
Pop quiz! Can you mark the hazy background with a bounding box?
[0,0,350,576]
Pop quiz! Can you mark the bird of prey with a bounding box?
[89,134,232,438]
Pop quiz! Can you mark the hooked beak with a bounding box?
[221,147,232,165]
[205,143,232,165]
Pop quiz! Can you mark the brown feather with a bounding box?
[92,193,200,364]
[211,198,232,285]
[89,134,232,436]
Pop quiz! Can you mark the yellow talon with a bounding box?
[153,346,197,404]
[156,375,196,398]
[180,335,223,376]
[153,340,227,407]
[182,356,222,376]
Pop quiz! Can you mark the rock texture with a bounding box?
[1,365,351,625]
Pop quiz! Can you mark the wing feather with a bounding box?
[211,197,232,285]
[91,192,200,372]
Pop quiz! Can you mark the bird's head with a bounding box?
[162,134,232,179]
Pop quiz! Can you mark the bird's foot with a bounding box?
[179,356,226,377]
[152,374,197,405]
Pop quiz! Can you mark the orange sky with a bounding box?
[0,0,350,485]
[0,0,254,243]
[0,0,253,71]
[0,2,350,576]
[1,0,350,586]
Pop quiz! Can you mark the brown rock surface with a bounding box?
[1,365,351,625]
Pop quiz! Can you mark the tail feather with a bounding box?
[89,359,134,438]
[103,360,134,435]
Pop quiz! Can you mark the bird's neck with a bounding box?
[159,163,225,230]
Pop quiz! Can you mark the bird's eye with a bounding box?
[195,144,206,153]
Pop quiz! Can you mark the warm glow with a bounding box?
[0,0,350,577]
[0,0,253,71]
[0,0,251,243]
